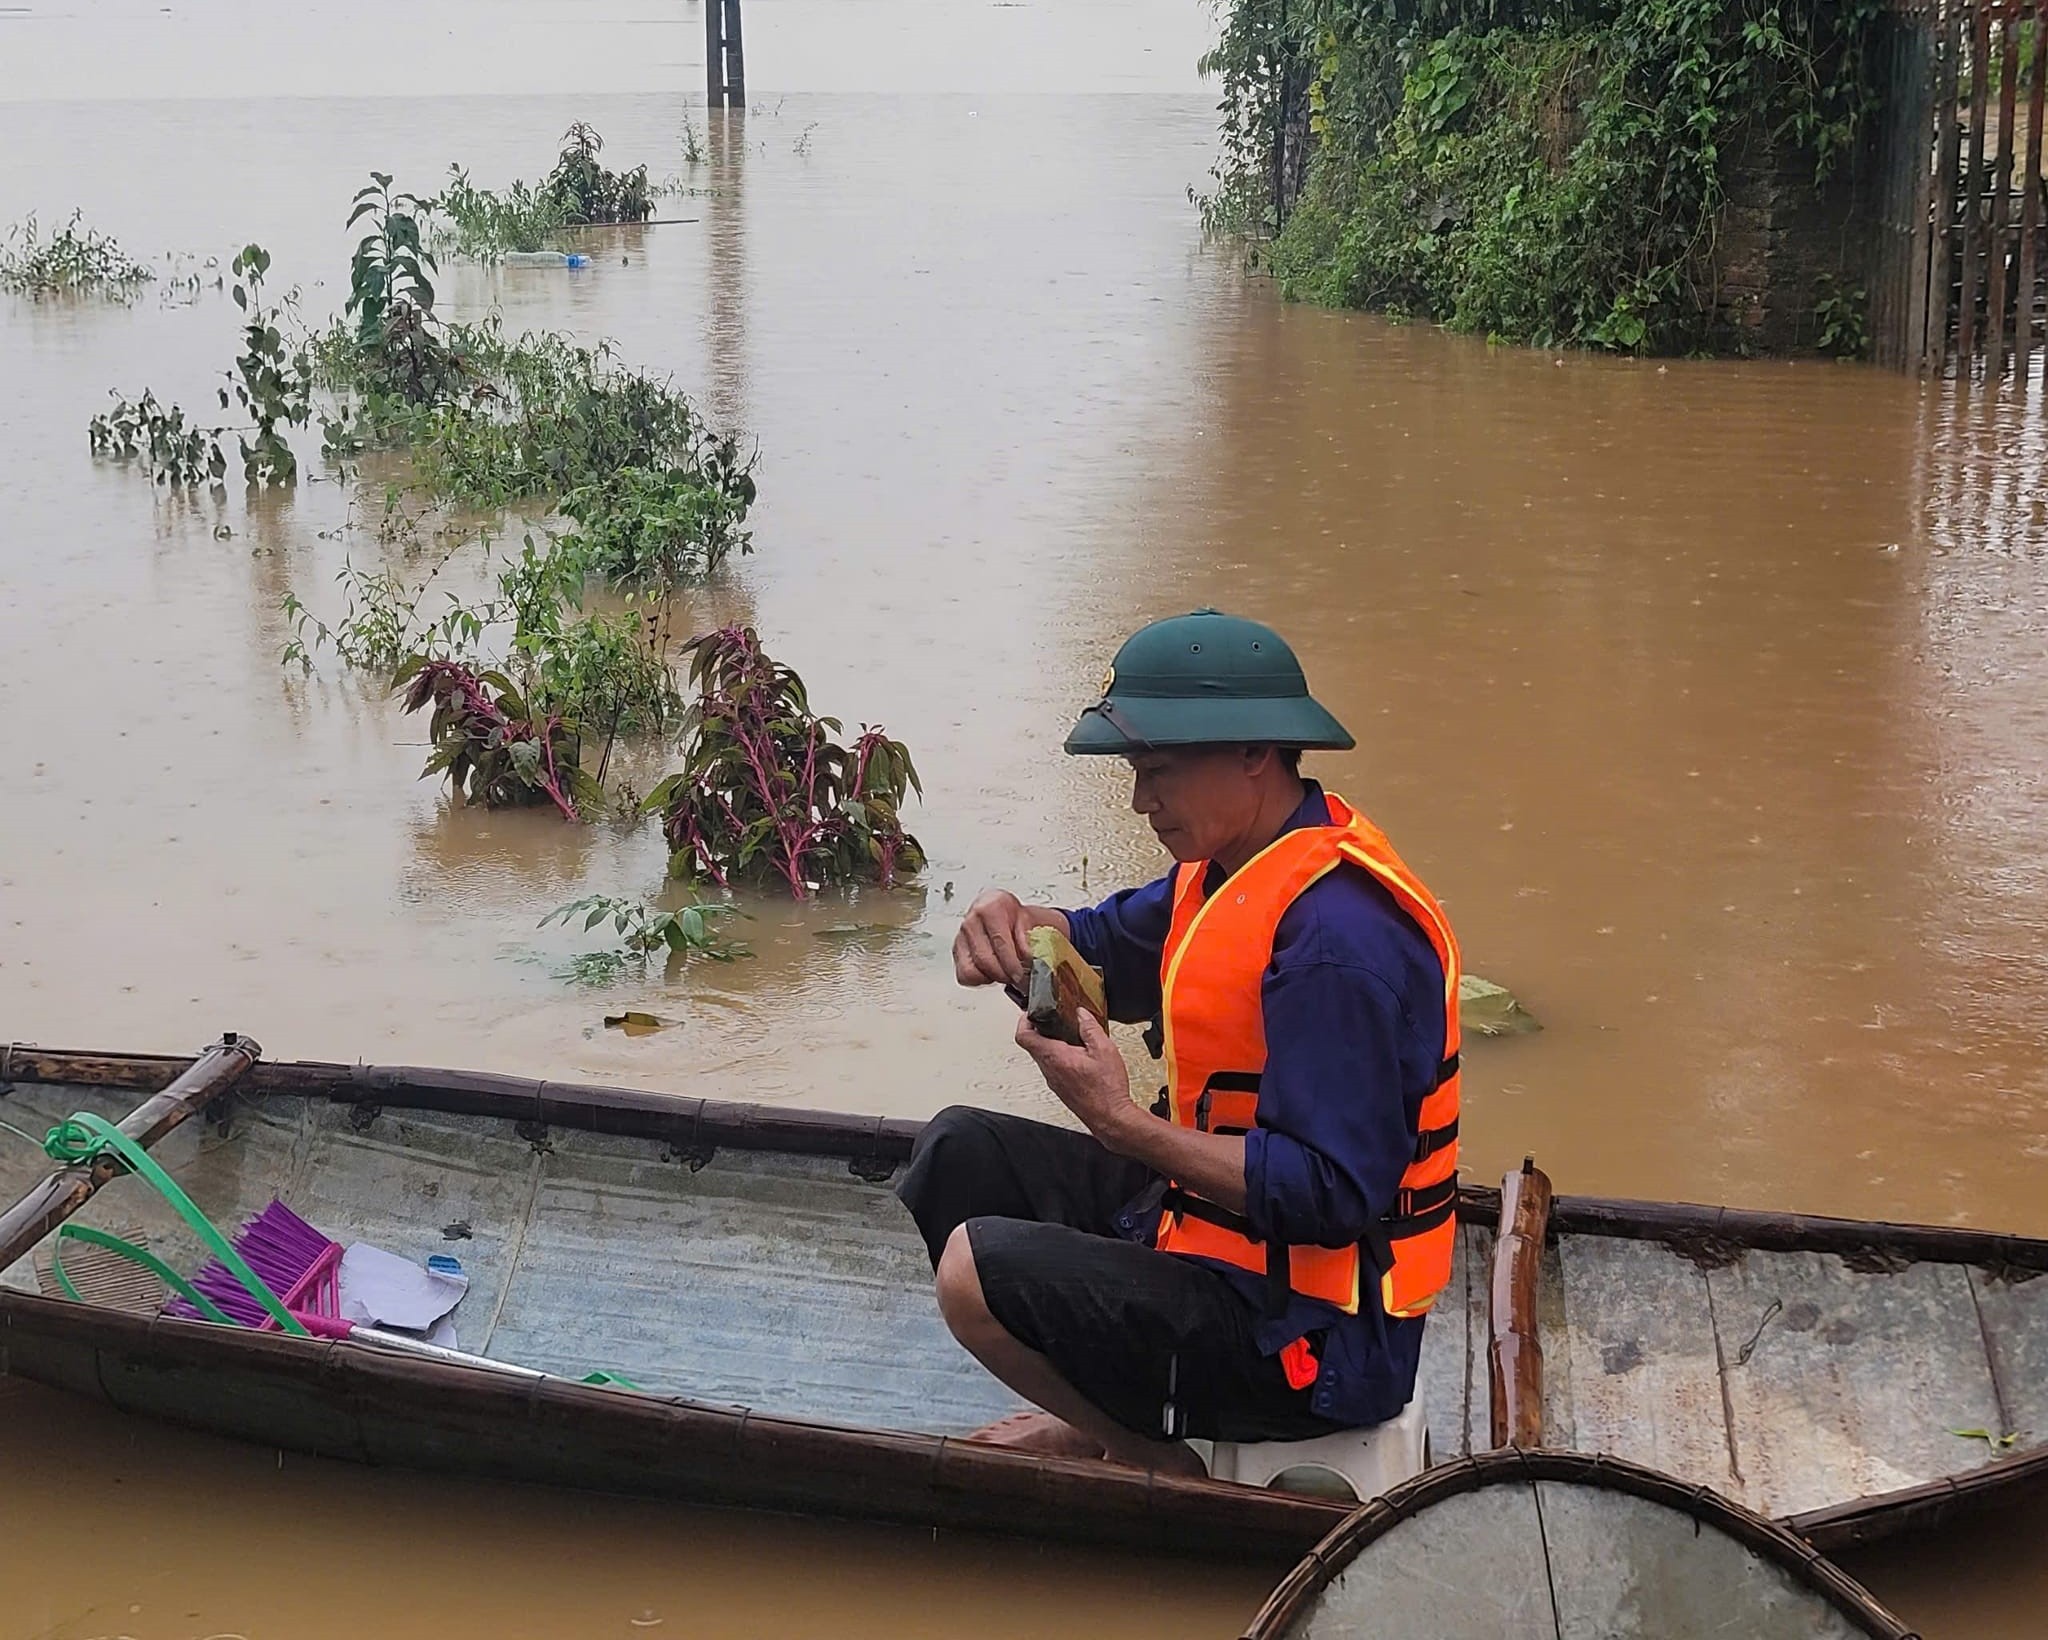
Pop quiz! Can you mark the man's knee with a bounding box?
[906,1105,1004,1177]
[897,1105,1006,1259]
[934,1222,978,1309]
[934,1221,1001,1344]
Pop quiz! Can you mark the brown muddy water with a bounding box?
[5,1,2048,1634]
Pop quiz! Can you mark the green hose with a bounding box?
[48,1223,237,1325]
[42,1111,307,1336]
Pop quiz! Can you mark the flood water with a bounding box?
[5,1,2048,1634]
[0,1381,1270,1639]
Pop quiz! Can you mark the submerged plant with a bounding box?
[558,461,754,585]
[396,656,599,820]
[1,211,153,298]
[646,627,924,898]
[545,122,653,224]
[432,166,569,259]
[88,389,225,486]
[282,549,481,674]
[541,892,741,981]
[424,124,651,262]
[1812,274,1869,359]
[522,601,685,739]
[86,241,312,487]
[343,173,462,406]
[221,244,313,485]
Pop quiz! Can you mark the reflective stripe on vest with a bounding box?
[1151,793,1462,1321]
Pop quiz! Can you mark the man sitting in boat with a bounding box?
[898,609,1461,1472]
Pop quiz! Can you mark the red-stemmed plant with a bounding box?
[644,626,923,897]
[395,655,599,820]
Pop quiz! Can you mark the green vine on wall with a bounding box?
[1200,0,1883,352]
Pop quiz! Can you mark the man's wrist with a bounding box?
[1093,1098,1154,1160]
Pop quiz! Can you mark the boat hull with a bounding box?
[4,1044,2046,1555]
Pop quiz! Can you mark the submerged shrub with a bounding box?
[524,607,684,737]
[223,244,314,485]
[396,655,599,820]
[545,123,653,225]
[432,167,569,259]
[87,241,308,488]
[340,174,464,407]
[323,319,757,568]
[559,462,754,585]
[647,627,924,898]
[426,124,651,261]
[88,390,225,487]
[2,211,153,298]
[500,536,687,736]
[541,893,741,981]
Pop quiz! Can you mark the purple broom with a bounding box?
[162,1199,343,1330]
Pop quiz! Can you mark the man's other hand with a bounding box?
[1015,1008,1135,1145]
[954,889,1035,988]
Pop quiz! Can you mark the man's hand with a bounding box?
[954,891,1067,990]
[1017,1009,1249,1212]
[1014,1008,1139,1146]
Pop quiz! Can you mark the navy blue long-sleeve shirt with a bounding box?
[1063,784,1446,1427]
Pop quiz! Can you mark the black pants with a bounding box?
[896,1106,1345,1443]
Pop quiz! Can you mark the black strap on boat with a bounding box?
[1414,1116,1459,1160]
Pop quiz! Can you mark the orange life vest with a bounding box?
[1151,793,1461,1320]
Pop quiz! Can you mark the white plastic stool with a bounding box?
[1193,1391,1429,1502]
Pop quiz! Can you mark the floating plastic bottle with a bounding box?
[500,250,592,268]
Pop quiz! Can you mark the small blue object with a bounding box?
[564,253,591,268]
[426,1254,464,1277]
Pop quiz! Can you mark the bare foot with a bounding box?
[965,1410,1106,1460]
[1110,1438,1207,1479]
[965,1412,1208,1478]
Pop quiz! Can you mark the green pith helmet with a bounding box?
[1064,609,1355,755]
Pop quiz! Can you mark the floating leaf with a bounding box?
[604,1011,673,1036]
[1460,974,1541,1037]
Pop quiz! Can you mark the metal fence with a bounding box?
[1876,0,2048,377]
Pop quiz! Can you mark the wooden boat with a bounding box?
[1,1036,2045,1564]
[1242,1449,1917,1639]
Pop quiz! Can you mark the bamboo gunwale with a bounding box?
[0,1035,258,1273]
[1240,1448,1920,1639]
[9,1044,2048,1270]
[1487,1159,1551,1449]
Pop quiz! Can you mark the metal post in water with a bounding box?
[705,0,726,107]
[723,0,747,109]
